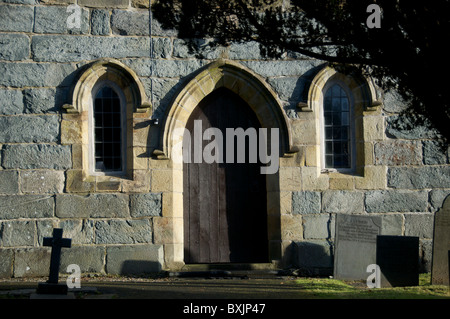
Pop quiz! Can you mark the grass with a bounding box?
[295,273,450,299]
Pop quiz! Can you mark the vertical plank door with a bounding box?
[183,88,268,263]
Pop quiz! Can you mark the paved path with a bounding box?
[0,276,308,299]
[87,277,308,299]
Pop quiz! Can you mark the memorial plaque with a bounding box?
[334,214,382,280]
[431,195,450,285]
[376,235,419,287]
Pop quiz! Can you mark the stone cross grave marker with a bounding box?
[37,228,72,295]
[334,214,382,281]
[376,235,419,287]
[431,195,450,285]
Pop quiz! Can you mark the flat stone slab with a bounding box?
[376,235,419,287]
[334,214,382,281]
[432,195,450,285]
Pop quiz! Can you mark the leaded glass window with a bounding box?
[93,86,124,172]
[323,84,352,169]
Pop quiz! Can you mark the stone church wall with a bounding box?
[0,0,449,278]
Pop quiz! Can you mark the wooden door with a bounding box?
[183,88,268,264]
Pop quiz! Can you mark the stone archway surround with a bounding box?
[157,59,295,270]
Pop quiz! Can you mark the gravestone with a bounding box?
[376,235,419,287]
[36,228,72,295]
[334,214,382,281]
[431,195,450,285]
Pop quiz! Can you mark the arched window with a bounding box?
[90,81,126,175]
[322,82,355,171]
[62,59,151,193]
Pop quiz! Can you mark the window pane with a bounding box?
[332,97,341,111]
[94,128,103,142]
[325,155,333,168]
[342,142,350,155]
[94,113,103,127]
[324,112,332,125]
[334,141,343,154]
[342,154,349,167]
[332,127,342,139]
[325,141,333,154]
[342,98,349,111]
[112,98,120,113]
[325,127,332,140]
[341,127,349,140]
[334,155,344,167]
[342,112,349,126]
[94,86,123,172]
[323,84,352,169]
[324,96,332,111]
[112,114,121,128]
[332,112,341,126]
[332,84,341,96]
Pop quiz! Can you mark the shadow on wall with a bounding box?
[119,260,163,276]
[288,241,334,277]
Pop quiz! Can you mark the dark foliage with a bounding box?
[153,0,450,146]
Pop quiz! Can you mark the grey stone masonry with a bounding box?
[1,1,37,4]
[38,0,75,4]
[95,219,153,244]
[34,5,90,34]
[106,245,164,275]
[78,0,129,8]
[1,220,35,247]
[0,170,19,194]
[0,62,76,87]
[0,195,54,219]
[365,190,429,213]
[111,9,150,36]
[0,5,34,32]
[60,246,105,274]
[23,88,58,114]
[374,140,422,165]
[404,214,434,238]
[57,220,95,245]
[292,191,321,214]
[32,36,151,62]
[91,9,111,35]
[0,249,13,278]
[422,140,449,165]
[0,34,30,61]
[388,166,450,189]
[13,248,52,278]
[386,115,439,140]
[322,190,364,214]
[430,189,450,212]
[130,193,162,217]
[0,89,24,115]
[0,116,60,143]
[2,144,72,169]
[242,60,322,78]
[55,194,130,218]
[19,170,65,194]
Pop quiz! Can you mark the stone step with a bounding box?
[169,263,288,278]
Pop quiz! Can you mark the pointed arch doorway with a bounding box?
[183,88,268,263]
[158,60,296,269]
